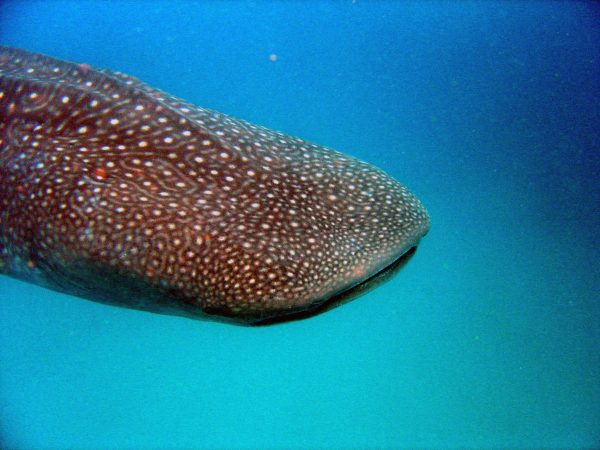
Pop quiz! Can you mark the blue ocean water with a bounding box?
[1,1,598,448]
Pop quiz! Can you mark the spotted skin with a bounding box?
[0,47,429,324]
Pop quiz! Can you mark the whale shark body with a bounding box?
[0,47,429,324]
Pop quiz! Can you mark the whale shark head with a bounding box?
[0,46,429,324]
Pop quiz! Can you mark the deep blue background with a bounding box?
[1,1,599,448]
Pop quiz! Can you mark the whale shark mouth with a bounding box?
[251,246,418,325]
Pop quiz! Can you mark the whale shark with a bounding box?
[0,47,429,324]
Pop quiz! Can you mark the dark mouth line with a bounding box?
[251,246,419,326]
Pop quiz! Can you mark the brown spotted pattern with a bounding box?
[0,47,429,323]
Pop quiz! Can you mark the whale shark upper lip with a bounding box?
[249,245,420,325]
[248,211,430,325]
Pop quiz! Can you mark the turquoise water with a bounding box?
[1,1,598,448]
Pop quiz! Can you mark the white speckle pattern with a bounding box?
[0,46,429,323]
